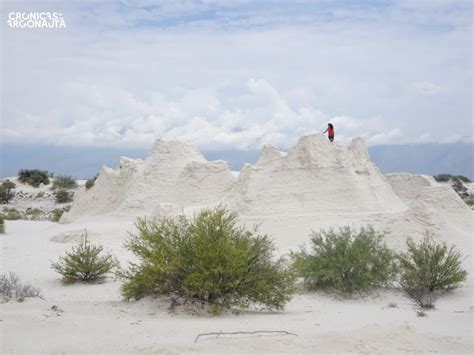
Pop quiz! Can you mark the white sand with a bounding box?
[1,134,473,353]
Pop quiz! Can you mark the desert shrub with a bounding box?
[121,207,296,314]
[18,169,50,187]
[455,175,471,183]
[0,215,4,234]
[433,174,452,182]
[465,197,474,206]
[0,272,42,302]
[54,189,73,203]
[51,232,117,284]
[451,177,468,195]
[397,233,468,308]
[0,180,16,204]
[3,180,16,190]
[85,179,95,189]
[85,174,98,190]
[1,207,23,220]
[25,207,43,220]
[292,226,396,293]
[36,191,45,198]
[52,175,77,190]
[50,206,71,222]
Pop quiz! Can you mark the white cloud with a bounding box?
[0,0,472,149]
[415,132,433,143]
[0,77,406,149]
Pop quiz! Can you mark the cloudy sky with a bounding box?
[1,0,472,151]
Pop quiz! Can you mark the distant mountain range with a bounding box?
[1,142,472,180]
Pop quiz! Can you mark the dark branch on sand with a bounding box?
[194,330,297,343]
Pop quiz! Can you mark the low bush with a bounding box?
[465,197,474,206]
[1,207,23,220]
[397,233,468,308]
[36,191,45,198]
[0,180,16,204]
[54,190,73,203]
[0,215,4,234]
[0,272,42,302]
[433,174,452,182]
[121,207,296,314]
[25,207,43,221]
[51,232,118,284]
[292,226,396,293]
[50,206,71,222]
[455,175,471,183]
[52,175,77,190]
[85,174,98,190]
[85,179,95,189]
[18,169,50,187]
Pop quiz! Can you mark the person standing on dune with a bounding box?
[323,123,334,142]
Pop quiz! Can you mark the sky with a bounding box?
[1,0,473,152]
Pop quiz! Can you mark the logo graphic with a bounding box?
[7,12,66,29]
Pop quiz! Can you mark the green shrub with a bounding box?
[51,232,117,284]
[54,189,73,203]
[433,174,452,182]
[292,226,396,293]
[0,180,16,204]
[1,207,22,220]
[455,175,471,183]
[25,208,43,221]
[36,192,45,198]
[50,206,71,222]
[85,174,98,190]
[18,169,50,187]
[465,197,474,206]
[85,179,94,189]
[121,207,296,314]
[451,177,468,195]
[398,233,468,308]
[52,175,78,190]
[0,215,4,234]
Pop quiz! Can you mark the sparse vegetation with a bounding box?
[416,309,427,317]
[397,233,468,309]
[51,232,118,284]
[0,272,42,302]
[54,189,73,203]
[465,197,474,206]
[50,206,71,222]
[121,207,296,314]
[52,175,78,190]
[433,173,473,206]
[292,226,396,293]
[1,207,23,220]
[433,174,452,183]
[85,174,98,190]
[25,208,43,221]
[455,175,471,183]
[0,215,4,234]
[18,169,50,187]
[0,180,16,204]
[36,191,45,198]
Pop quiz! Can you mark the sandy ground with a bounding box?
[1,220,473,354]
[1,137,473,353]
